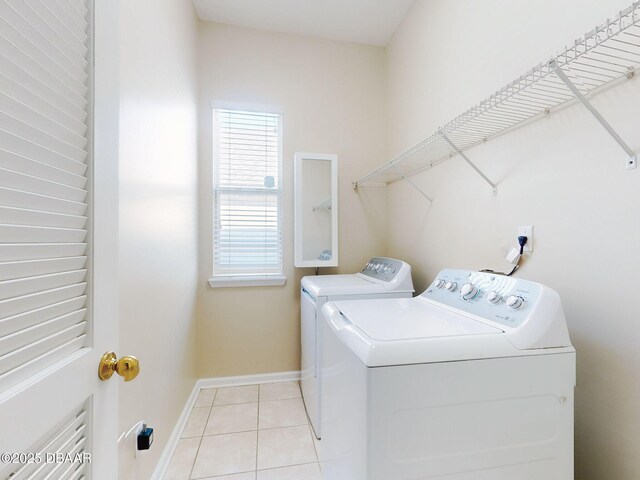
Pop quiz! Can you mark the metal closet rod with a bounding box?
[353,1,640,194]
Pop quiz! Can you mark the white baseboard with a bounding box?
[150,370,301,480]
[197,370,300,390]
[149,380,200,480]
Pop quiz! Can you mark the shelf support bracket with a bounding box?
[552,62,637,170]
[392,165,433,203]
[441,133,498,195]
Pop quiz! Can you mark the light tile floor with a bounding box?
[164,382,322,480]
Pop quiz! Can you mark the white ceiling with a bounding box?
[192,0,416,46]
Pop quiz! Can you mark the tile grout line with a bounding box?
[191,468,256,480]
[256,460,319,473]
[213,395,302,407]
[255,384,260,480]
[191,469,256,480]
[198,419,310,438]
[187,387,218,480]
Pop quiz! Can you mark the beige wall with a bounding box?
[386,1,640,479]
[196,23,388,377]
[117,0,199,478]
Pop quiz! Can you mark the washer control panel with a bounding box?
[423,269,541,328]
[360,257,404,282]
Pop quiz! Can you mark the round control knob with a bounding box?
[433,279,445,289]
[445,281,458,292]
[486,291,502,304]
[506,295,524,310]
[460,283,479,300]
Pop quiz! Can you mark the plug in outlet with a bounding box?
[518,226,533,253]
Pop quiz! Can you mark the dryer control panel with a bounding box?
[423,269,542,328]
[360,257,405,282]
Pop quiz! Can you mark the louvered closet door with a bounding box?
[0,1,119,479]
[0,0,90,391]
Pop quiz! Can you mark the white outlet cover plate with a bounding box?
[518,225,533,253]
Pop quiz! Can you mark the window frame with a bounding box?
[209,102,286,288]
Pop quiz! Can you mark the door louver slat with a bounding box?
[0,149,87,188]
[0,283,87,319]
[0,188,87,216]
[0,225,87,244]
[0,167,87,202]
[0,256,87,281]
[0,206,87,229]
[0,296,86,337]
[0,243,87,262]
[0,270,87,301]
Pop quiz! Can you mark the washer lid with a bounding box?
[324,297,523,367]
[336,297,501,341]
[301,274,386,298]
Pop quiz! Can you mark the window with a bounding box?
[210,106,285,287]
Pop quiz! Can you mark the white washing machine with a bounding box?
[300,257,414,439]
[320,269,575,480]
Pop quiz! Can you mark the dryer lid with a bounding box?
[301,274,387,298]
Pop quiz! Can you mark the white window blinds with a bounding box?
[0,0,90,392]
[213,108,283,277]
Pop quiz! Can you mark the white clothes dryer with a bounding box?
[300,257,413,439]
[320,269,575,480]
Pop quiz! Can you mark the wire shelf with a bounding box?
[354,1,640,190]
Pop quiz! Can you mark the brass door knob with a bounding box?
[98,352,140,382]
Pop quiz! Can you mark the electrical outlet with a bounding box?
[518,225,533,253]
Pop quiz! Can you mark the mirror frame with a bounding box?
[294,152,338,268]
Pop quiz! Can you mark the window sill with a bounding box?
[208,275,287,288]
